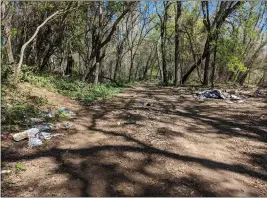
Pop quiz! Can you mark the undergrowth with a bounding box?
[1,85,50,132]
[23,72,124,104]
[2,69,125,132]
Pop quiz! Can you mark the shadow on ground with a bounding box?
[2,84,267,196]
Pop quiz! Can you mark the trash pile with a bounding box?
[198,89,243,100]
[12,107,76,147]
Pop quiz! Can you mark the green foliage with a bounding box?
[24,73,123,104]
[1,84,49,131]
[16,162,26,173]
[1,64,13,84]
[2,100,43,131]
[227,56,247,72]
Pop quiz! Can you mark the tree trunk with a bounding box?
[211,43,217,88]
[157,2,170,86]
[14,10,60,84]
[156,40,163,81]
[161,27,168,85]
[94,1,103,85]
[174,1,182,86]
[2,2,16,70]
[238,71,249,85]
[65,54,74,75]
[203,39,211,86]
[94,62,100,85]
[128,49,134,82]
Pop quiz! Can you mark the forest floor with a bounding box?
[1,83,267,196]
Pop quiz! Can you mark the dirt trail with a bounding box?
[2,83,267,196]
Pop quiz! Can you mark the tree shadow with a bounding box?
[2,85,267,196]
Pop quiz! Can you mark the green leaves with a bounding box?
[16,162,26,173]
[227,56,247,72]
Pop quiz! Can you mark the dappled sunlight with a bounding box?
[2,84,267,196]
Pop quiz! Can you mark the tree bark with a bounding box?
[94,1,103,85]
[174,1,182,86]
[2,1,15,68]
[14,10,60,84]
[83,3,134,81]
[203,40,211,86]
[211,41,217,88]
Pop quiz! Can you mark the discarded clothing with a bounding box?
[199,89,242,100]
[199,89,225,99]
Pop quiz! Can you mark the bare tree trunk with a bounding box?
[157,1,170,86]
[174,1,182,86]
[203,40,211,86]
[160,26,168,85]
[2,2,15,69]
[211,42,217,88]
[156,42,163,81]
[94,62,100,85]
[94,1,103,85]
[14,10,60,84]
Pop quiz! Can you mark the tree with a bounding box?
[174,1,182,86]
[182,1,244,85]
[156,1,171,85]
[14,10,62,84]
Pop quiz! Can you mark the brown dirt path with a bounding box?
[1,83,267,196]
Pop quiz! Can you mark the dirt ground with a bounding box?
[1,83,267,197]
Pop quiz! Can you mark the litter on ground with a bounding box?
[198,89,243,100]
[12,107,76,147]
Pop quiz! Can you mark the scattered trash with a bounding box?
[199,89,225,99]
[27,128,42,147]
[58,108,76,119]
[40,132,52,140]
[26,128,40,137]
[256,88,263,95]
[231,95,241,100]
[28,136,43,147]
[30,118,45,124]
[198,89,243,100]
[32,124,52,132]
[12,128,53,147]
[232,127,241,131]
[13,107,76,147]
[64,123,73,128]
[12,128,39,142]
[12,132,28,141]
[58,107,65,113]
[1,170,11,174]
